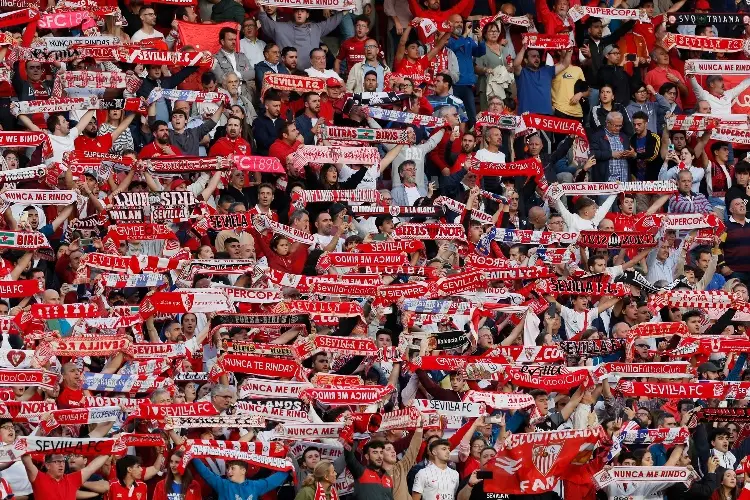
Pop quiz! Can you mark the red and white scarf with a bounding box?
[292,145,380,168]
[299,385,394,406]
[238,378,312,399]
[521,33,574,50]
[320,125,415,144]
[291,189,380,209]
[615,380,750,399]
[463,391,535,410]
[212,354,300,380]
[292,334,378,361]
[38,336,129,357]
[251,215,316,245]
[466,156,542,178]
[661,33,750,55]
[262,73,327,94]
[0,280,44,297]
[568,5,650,22]
[684,59,750,75]
[667,114,721,131]
[179,443,294,474]
[393,223,466,241]
[594,467,694,489]
[138,290,232,318]
[10,96,144,116]
[52,70,141,97]
[39,406,122,434]
[711,126,750,145]
[0,369,57,391]
[0,131,53,159]
[31,303,100,319]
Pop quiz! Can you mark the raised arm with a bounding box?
[111,113,136,141]
[75,110,96,134]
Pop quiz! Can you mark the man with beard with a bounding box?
[312,211,348,252]
[209,116,251,156]
[139,120,182,158]
[447,14,485,128]
[344,440,393,500]
[383,417,424,500]
[513,45,572,116]
[281,47,299,73]
[391,161,427,207]
[295,93,324,145]
[73,112,135,154]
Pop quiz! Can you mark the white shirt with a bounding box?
[560,305,597,338]
[413,462,459,500]
[47,127,79,164]
[339,164,378,192]
[405,185,421,206]
[241,37,266,66]
[131,28,165,43]
[221,49,242,79]
[475,147,506,165]
[306,67,343,82]
[311,233,343,252]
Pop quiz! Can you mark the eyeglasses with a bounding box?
[636,89,648,93]
[364,44,378,49]
[0,424,14,431]
[215,394,234,399]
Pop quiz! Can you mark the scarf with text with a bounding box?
[39,406,122,434]
[534,275,628,297]
[667,114,722,131]
[212,286,283,304]
[365,106,445,127]
[291,146,381,175]
[274,422,346,440]
[667,12,744,25]
[493,229,580,245]
[684,59,750,75]
[0,131,53,159]
[291,189,381,210]
[0,369,57,391]
[179,443,294,474]
[568,5,651,22]
[699,407,750,422]
[139,290,232,318]
[393,223,466,241]
[167,414,266,429]
[711,126,750,145]
[299,385,395,406]
[262,73,326,95]
[148,88,229,105]
[292,334,378,361]
[464,363,595,390]
[350,204,440,218]
[466,156,543,178]
[475,112,522,130]
[594,467,695,490]
[320,125,414,145]
[211,354,301,381]
[228,341,294,357]
[463,391,536,410]
[99,273,165,288]
[576,231,657,248]
[238,378,312,399]
[0,280,44,297]
[82,373,173,394]
[10,96,145,116]
[250,215,316,245]
[615,380,750,399]
[52,70,141,97]
[521,33,574,49]
[37,336,129,357]
[660,33,750,55]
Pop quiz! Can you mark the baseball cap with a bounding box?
[326,77,343,88]
[697,361,720,373]
[170,178,187,190]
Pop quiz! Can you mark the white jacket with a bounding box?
[346,61,391,93]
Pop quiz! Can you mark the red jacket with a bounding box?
[407,0,472,23]
[535,0,581,35]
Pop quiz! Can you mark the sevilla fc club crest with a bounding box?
[532,443,561,476]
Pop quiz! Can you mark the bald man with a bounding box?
[42,289,61,304]
[526,206,547,230]
[57,362,91,408]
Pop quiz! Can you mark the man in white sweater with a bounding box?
[689,74,750,116]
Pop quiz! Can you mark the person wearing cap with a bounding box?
[258,8,343,70]
[595,45,640,108]
[693,139,734,215]
[347,38,390,93]
[676,0,715,36]
[21,451,110,500]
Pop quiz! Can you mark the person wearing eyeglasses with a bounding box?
[131,6,164,43]
[210,384,236,414]
[21,452,110,500]
[347,39,390,93]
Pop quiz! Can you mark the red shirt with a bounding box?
[268,139,301,170]
[138,142,183,159]
[74,133,113,154]
[337,37,368,72]
[248,206,279,259]
[31,470,83,500]
[394,56,432,85]
[57,385,84,409]
[109,480,148,500]
[208,136,252,156]
[633,14,663,52]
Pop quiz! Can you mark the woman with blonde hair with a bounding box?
[294,460,338,500]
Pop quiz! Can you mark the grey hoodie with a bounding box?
[258,11,344,69]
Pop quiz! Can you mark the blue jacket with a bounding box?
[253,115,285,157]
[193,459,288,500]
[446,36,485,86]
[254,60,290,92]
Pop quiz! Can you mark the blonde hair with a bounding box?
[301,460,333,487]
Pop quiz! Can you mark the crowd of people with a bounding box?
[2,0,750,499]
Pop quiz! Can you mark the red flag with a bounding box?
[176,21,239,53]
[485,427,605,495]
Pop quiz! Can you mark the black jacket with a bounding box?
[596,63,642,107]
[577,21,636,87]
[589,128,632,182]
[253,115,286,157]
[630,131,662,181]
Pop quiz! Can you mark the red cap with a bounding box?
[170,178,187,190]
[696,0,710,9]
[326,77,343,88]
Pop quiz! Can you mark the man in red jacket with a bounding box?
[208,116,251,156]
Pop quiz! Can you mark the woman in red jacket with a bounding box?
[250,228,308,275]
[153,451,202,500]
